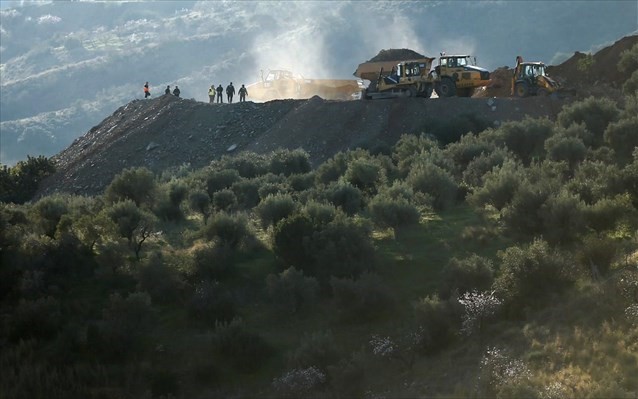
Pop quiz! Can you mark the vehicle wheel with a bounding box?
[407,87,417,97]
[420,85,433,98]
[438,78,456,97]
[515,82,529,97]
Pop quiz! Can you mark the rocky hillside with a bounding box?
[37,93,567,198]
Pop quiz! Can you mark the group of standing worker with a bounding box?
[144,81,247,103]
[208,82,248,104]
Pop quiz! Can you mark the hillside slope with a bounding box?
[37,94,567,198]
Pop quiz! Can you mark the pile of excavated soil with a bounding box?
[367,48,428,62]
[474,67,513,98]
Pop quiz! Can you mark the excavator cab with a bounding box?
[512,56,560,97]
[435,55,490,97]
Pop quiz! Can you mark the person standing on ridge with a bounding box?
[216,84,224,103]
[238,84,248,102]
[208,85,215,103]
[173,86,181,97]
[144,82,151,98]
[226,82,235,103]
[165,85,171,95]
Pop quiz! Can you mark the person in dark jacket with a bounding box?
[173,86,181,97]
[226,82,235,103]
[165,85,171,95]
[238,84,248,102]
[144,82,151,98]
[216,84,224,103]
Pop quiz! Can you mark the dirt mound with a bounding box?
[547,35,638,97]
[474,66,513,98]
[367,48,427,62]
[35,92,571,198]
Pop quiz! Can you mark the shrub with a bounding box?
[0,155,55,204]
[315,152,348,185]
[256,193,297,228]
[575,235,619,278]
[191,242,235,281]
[344,157,384,193]
[137,253,184,304]
[203,212,251,249]
[439,254,495,299]
[330,272,395,321]
[272,366,326,397]
[604,116,638,164]
[407,161,457,210]
[484,117,554,165]
[623,70,638,96]
[205,169,240,198]
[269,148,311,176]
[618,42,638,73]
[584,194,636,233]
[557,96,620,146]
[444,132,497,175]
[266,267,319,314]
[105,167,156,207]
[301,201,336,226]
[544,134,587,169]
[105,200,157,259]
[188,190,211,223]
[567,160,623,204]
[368,192,420,229]
[30,195,69,238]
[212,188,237,212]
[288,172,315,192]
[189,280,235,325]
[462,148,510,188]
[413,295,462,353]
[231,179,261,209]
[214,152,269,178]
[493,240,576,317]
[154,180,188,221]
[327,182,364,215]
[211,318,272,373]
[287,330,339,371]
[539,190,586,245]
[9,296,61,342]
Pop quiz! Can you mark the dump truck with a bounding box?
[511,56,560,97]
[246,69,365,102]
[354,54,491,99]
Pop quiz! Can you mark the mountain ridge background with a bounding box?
[1,0,637,165]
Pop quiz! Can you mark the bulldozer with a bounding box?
[511,56,560,97]
[246,69,365,102]
[354,54,490,99]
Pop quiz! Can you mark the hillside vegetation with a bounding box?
[2,44,638,399]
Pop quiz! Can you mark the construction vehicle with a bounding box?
[354,54,491,99]
[511,56,560,97]
[246,69,365,102]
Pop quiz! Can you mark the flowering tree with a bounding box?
[458,290,502,338]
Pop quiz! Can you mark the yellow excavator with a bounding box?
[354,54,491,99]
[511,56,560,97]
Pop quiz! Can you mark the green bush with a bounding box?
[315,152,349,185]
[30,195,69,238]
[413,295,462,354]
[439,254,495,299]
[189,280,235,326]
[567,161,623,204]
[584,194,636,233]
[444,132,497,175]
[557,97,620,146]
[407,161,458,210]
[105,200,157,258]
[287,330,339,370]
[622,70,638,96]
[203,212,251,249]
[539,190,586,245]
[256,193,297,228]
[269,148,311,176]
[493,240,576,317]
[192,242,235,281]
[211,318,272,373]
[576,235,619,278]
[212,188,237,212]
[266,267,319,314]
[205,169,240,198]
[214,152,269,178]
[484,117,554,165]
[302,201,337,226]
[231,179,261,209]
[462,148,510,188]
[137,253,184,304]
[154,180,188,221]
[368,192,420,229]
[618,42,638,73]
[188,190,211,223]
[344,157,384,193]
[604,116,638,164]
[330,272,396,321]
[501,184,550,237]
[0,155,56,204]
[288,172,315,192]
[544,134,586,169]
[105,167,157,207]
[327,182,364,215]
[9,296,61,342]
